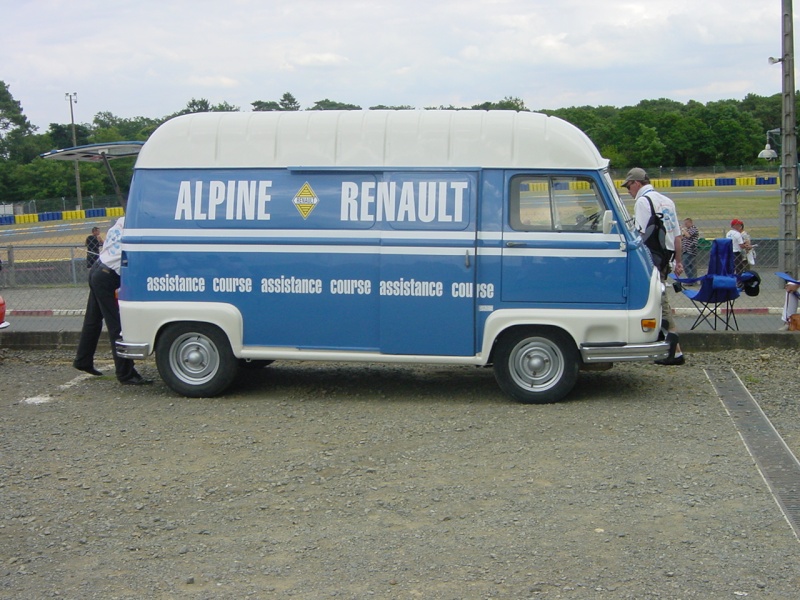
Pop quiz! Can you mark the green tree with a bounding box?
[370,104,414,110]
[471,96,528,111]
[47,123,91,149]
[740,92,782,133]
[309,99,361,110]
[92,112,160,141]
[699,100,763,165]
[279,93,300,111]
[211,101,240,112]
[5,130,55,164]
[252,100,281,111]
[167,98,240,120]
[7,158,74,201]
[252,93,301,111]
[182,98,211,113]
[0,81,35,159]
[631,124,667,167]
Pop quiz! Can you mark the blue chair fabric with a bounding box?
[671,238,756,331]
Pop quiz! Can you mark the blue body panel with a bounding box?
[121,167,651,357]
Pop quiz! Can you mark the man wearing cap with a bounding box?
[726,219,752,276]
[622,167,685,366]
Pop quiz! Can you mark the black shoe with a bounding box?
[74,362,103,376]
[119,373,153,385]
[655,355,686,366]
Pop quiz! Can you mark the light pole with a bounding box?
[768,0,799,277]
[65,92,83,210]
[758,128,781,160]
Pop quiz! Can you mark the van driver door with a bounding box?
[501,174,628,306]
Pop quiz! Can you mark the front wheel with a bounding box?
[493,328,579,404]
[156,322,239,397]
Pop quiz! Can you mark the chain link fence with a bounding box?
[1,185,798,334]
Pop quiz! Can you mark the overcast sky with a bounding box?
[1,0,792,131]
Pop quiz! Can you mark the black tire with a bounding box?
[493,327,579,404]
[238,359,275,369]
[155,322,239,397]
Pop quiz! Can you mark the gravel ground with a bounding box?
[1,347,800,599]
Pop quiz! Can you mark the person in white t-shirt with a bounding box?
[623,167,685,366]
[726,219,752,276]
[73,217,151,385]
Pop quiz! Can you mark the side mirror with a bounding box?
[602,210,616,234]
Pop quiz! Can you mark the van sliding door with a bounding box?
[378,172,479,356]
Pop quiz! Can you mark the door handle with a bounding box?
[506,241,527,247]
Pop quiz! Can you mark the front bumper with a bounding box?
[580,340,670,363]
[116,341,150,360]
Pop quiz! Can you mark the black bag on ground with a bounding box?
[743,270,761,296]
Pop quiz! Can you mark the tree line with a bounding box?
[0,82,789,206]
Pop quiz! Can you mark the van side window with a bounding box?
[510,176,605,232]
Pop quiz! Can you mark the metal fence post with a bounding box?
[7,245,15,287]
[70,247,77,285]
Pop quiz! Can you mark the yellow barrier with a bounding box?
[613,176,778,190]
[107,206,125,218]
[14,213,39,224]
[62,209,87,220]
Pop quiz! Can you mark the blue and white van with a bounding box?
[113,110,668,402]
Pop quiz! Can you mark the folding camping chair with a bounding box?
[671,238,754,331]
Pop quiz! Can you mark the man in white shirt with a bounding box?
[726,219,751,275]
[623,167,685,366]
[74,217,151,385]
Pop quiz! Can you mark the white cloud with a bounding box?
[291,53,350,68]
[0,0,791,129]
[186,76,241,88]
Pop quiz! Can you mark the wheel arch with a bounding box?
[119,301,244,357]
[488,323,578,364]
[483,311,581,364]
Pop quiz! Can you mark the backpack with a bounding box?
[642,195,670,271]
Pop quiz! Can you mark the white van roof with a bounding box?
[135,110,608,171]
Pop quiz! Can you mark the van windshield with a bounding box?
[603,172,635,231]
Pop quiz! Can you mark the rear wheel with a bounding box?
[493,328,579,404]
[156,322,238,397]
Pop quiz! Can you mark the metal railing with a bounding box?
[0,244,92,287]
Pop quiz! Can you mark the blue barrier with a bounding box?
[85,208,106,218]
[671,179,694,187]
[756,176,778,185]
[0,215,14,225]
[715,178,736,186]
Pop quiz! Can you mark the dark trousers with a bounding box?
[75,262,136,381]
[733,251,746,276]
